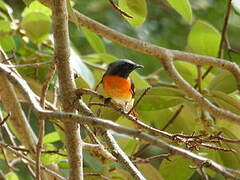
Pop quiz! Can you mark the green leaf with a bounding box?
[0,0,12,17]
[166,0,192,23]
[217,128,240,169]
[0,36,16,52]
[130,72,149,89]
[41,143,67,165]
[82,27,106,53]
[22,1,52,16]
[5,172,19,180]
[135,87,185,111]
[43,132,61,144]
[208,70,237,94]
[174,61,197,85]
[70,49,95,88]
[232,0,240,15]
[159,156,194,180]
[187,20,221,57]
[0,20,11,36]
[119,0,147,27]
[42,153,66,165]
[58,160,69,169]
[137,164,164,180]
[21,12,51,43]
[123,139,139,155]
[208,90,240,115]
[144,104,197,134]
[83,150,104,173]
[22,0,35,6]
[82,53,117,63]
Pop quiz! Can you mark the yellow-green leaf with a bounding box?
[166,0,192,23]
[160,156,194,180]
[208,70,237,94]
[22,0,51,16]
[5,172,19,180]
[21,12,51,43]
[0,36,16,52]
[119,0,147,27]
[187,20,221,57]
[82,27,106,53]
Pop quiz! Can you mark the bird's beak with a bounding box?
[134,64,144,69]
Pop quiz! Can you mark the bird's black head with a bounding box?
[105,59,144,78]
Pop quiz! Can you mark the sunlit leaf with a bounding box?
[41,143,67,165]
[232,0,240,15]
[119,0,147,27]
[208,90,240,115]
[135,87,185,111]
[187,20,221,57]
[208,70,237,94]
[21,12,51,43]
[138,164,164,180]
[22,0,51,16]
[130,72,149,89]
[123,139,139,155]
[82,27,106,53]
[0,36,16,52]
[166,0,192,23]
[174,61,197,85]
[159,156,194,180]
[217,128,240,169]
[70,48,95,88]
[0,20,11,35]
[142,104,197,134]
[58,160,69,169]
[43,132,61,144]
[5,172,19,180]
[42,153,66,165]
[82,53,117,63]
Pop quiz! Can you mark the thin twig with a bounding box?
[161,105,184,131]
[108,0,133,18]
[6,61,53,69]
[0,113,10,127]
[132,144,150,157]
[197,0,232,83]
[83,142,116,161]
[40,63,56,107]
[0,142,65,180]
[41,111,240,179]
[36,63,56,180]
[128,87,151,115]
[201,143,236,152]
[132,153,171,163]
[76,88,240,146]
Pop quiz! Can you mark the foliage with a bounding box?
[0,0,240,179]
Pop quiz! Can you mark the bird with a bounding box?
[102,59,144,113]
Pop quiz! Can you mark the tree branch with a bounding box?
[0,142,65,180]
[40,111,240,179]
[39,0,240,90]
[0,51,37,152]
[52,0,83,179]
[0,61,239,179]
[160,52,240,125]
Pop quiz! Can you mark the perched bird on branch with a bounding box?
[102,59,143,113]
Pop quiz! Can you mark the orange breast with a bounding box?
[103,75,132,101]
